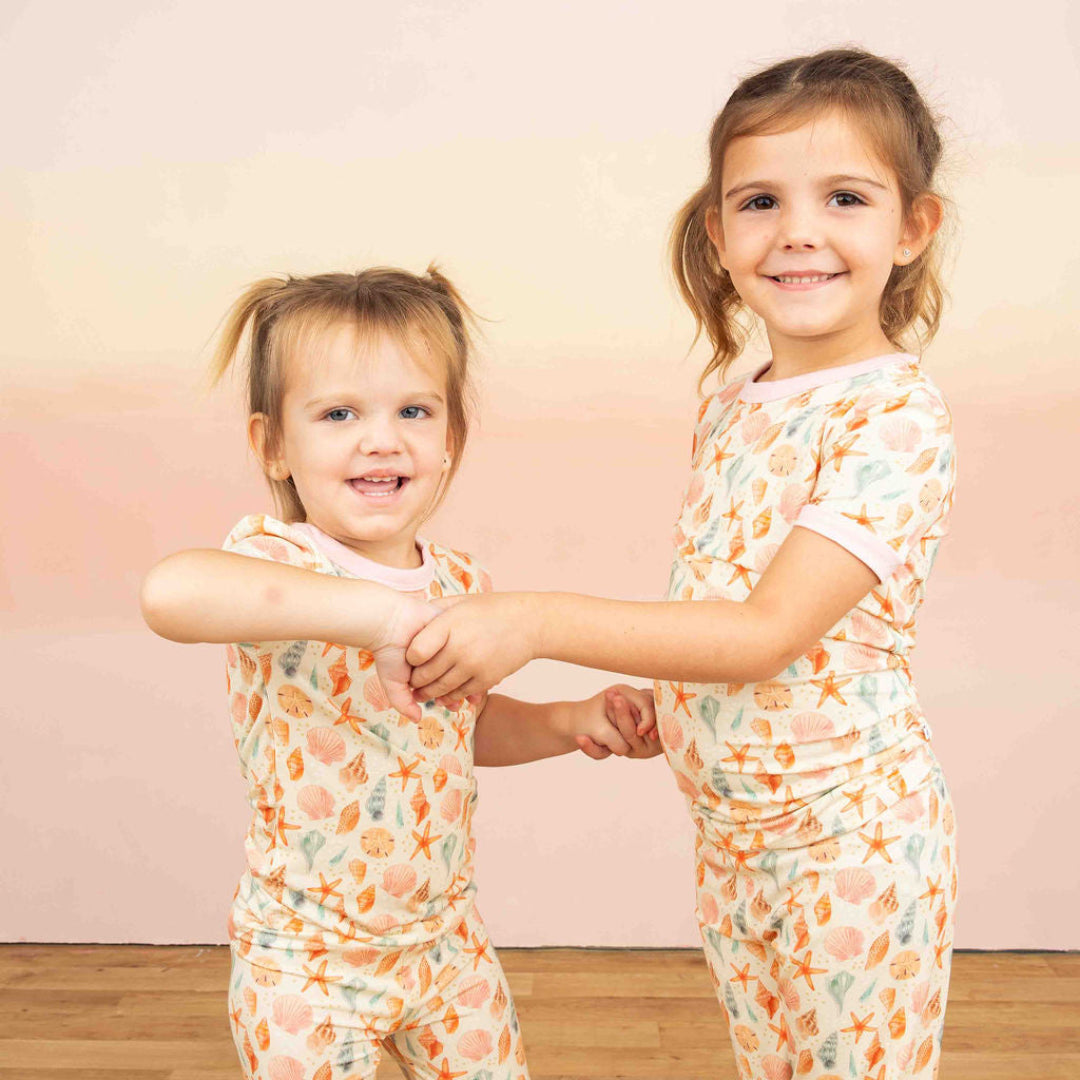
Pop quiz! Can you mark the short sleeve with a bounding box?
[222,513,326,573]
[795,388,955,582]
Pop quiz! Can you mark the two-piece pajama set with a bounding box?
[222,515,528,1080]
[654,353,958,1080]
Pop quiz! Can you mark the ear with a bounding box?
[442,430,455,472]
[704,205,728,270]
[896,193,944,265]
[249,413,289,481]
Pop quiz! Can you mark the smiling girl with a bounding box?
[139,267,658,1079]
[404,50,959,1077]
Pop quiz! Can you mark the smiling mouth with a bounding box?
[349,476,408,497]
[767,272,845,286]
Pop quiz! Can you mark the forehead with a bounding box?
[282,320,447,397]
[723,110,894,189]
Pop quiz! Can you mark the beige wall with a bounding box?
[2,1,1078,947]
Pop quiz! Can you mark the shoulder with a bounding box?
[827,359,953,443]
[222,513,330,572]
[424,540,493,596]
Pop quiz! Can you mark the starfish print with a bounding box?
[311,874,344,907]
[411,821,443,860]
[791,950,827,990]
[721,742,759,773]
[389,754,422,791]
[782,887,804,915]
[921,875,944,903]
[870,588,895,620]
[452,719,469,750]
[826,433,868,472]
[273,806,301,848]
[722,498,744,526]
[727,563,753,590]
[228,1002,243,1032]
[934,937,952,969]
[842,504,884,532]
[841,785,870,816]
[669,682,697,717]
[464,933,491,971]
[711,438,735,474]
[301,958,341,996]
[858,821,901,864]
[841,1010,875,1043]
[333,696,364,734]
[729,962,754,991]
[434,1062,467,1080]
[731,833,765,871]
[810,673,852,708]
[767,1012,795,1052]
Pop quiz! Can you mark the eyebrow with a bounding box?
[305,390,446,408]
[723,173,890,200]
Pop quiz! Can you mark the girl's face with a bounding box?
[707,110,928,362]
[257,323,451,568]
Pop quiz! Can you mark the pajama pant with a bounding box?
[693,749,956,1079]
[228,905,529,1080]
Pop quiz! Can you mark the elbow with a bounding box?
[139,557,193,642]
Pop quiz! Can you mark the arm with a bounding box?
[408,527,877,700]
[140,549,436,718]
[474,685,660,767]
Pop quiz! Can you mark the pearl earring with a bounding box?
[903,248,911,258]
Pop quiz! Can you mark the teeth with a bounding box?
[364,477,397,483]
[775,274,834,284]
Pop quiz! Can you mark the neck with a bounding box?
[759,323,896,382]
[319,526,424,570]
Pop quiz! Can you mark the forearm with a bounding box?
[473,694,580,767]
[140,549,397,648]
[531,594,787,685]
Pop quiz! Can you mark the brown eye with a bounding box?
[743,195,777,211]
[830,191,864,208]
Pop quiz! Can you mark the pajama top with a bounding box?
[222,514,492,958]
[655,352,956,819]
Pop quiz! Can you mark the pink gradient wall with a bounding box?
[2,2,1078,949]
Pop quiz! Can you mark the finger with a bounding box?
[385,681,422,721]
[575,735,612,761]
[608,692,646,753]
[405,621,451,668]
[409,649,457,691]
[413,666,470,704]
[593,723,632,757]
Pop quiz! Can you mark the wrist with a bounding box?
[355,580,409,651]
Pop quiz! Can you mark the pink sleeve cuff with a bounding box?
[794,504,904,582]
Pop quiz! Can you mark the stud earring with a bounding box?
[903,248,912,258]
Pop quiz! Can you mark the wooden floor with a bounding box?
[0,946,1076,1079]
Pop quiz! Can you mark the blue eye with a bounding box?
[741,194,777,212]
[829,191,865,207]
[326,408,354,422]
[400,405,429,420]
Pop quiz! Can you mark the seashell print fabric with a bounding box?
[654,355,958,1078]
[222,514,528,1079]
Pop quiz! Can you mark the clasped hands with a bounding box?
[372,590,660,761]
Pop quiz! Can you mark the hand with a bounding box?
[574,684,662,761]
[406,592,539,703]
[370,593,442,721]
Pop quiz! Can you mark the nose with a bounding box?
[357,413,404,456]
[777,201,821,251]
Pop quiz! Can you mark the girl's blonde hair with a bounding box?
[211,265,475,522]
[671,47,948,390]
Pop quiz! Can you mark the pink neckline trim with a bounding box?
[739,352,917,402]
[293,523,435,591]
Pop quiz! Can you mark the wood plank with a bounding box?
[0,946,1076,1080]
